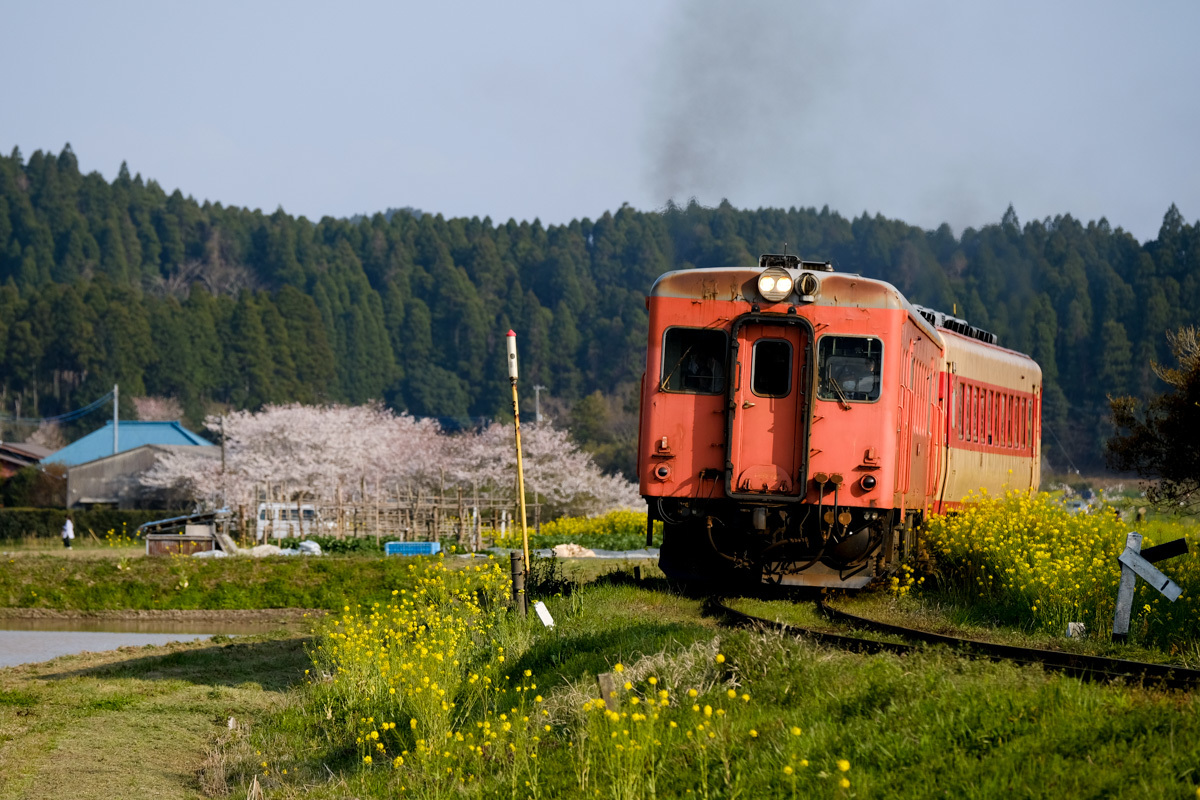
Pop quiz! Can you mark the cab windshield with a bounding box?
[660,327,727,394]
[817,336,882,402]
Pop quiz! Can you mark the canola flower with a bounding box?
[532,510,664,543]
[297,554,856,796]
[924,490,1200,645]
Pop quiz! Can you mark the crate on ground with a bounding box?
[385,541,442,556]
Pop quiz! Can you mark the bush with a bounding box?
[1,464,66,507]
[924,490,1200,647]
[0,508,172,541]
[524,509,664,551]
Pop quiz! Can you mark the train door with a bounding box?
[727,322,807,497]
[895,342,915,504]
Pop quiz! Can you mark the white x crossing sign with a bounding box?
[1112,531,1188,642]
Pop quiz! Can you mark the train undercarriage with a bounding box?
[652,497,920,590]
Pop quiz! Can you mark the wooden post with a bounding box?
[473,483,481,550]
[510,551,527,617]
[263,481,271,545]
[374,479,381,546]
[597,673,619,712]
[457,487,465,549]
[336,482,344,540]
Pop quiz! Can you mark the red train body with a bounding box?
[637,255,1041,589]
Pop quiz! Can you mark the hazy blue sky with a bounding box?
[3,0,1196,242]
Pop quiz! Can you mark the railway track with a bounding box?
[712,597,1200,690]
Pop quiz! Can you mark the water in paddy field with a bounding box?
[0,619,283,668]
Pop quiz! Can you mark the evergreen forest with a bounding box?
[2,144,1198,475]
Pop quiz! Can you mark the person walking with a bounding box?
[62,515,75,549]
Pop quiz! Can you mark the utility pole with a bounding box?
[533,385,547,425]
[112,383,119,455]
[506,331,531,573]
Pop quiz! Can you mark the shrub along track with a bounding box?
[709,597,1200,691]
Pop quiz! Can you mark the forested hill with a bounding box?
[2,144,1198,473]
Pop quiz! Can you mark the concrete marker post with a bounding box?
[510,551,527,617]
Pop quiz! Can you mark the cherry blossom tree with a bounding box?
[142,404,640,518]
[132,396,184,421]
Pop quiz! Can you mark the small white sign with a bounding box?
[533,600,555,628]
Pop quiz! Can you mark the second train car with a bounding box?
[638,254,1041,588]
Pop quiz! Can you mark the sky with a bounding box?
[2,0,1197,243]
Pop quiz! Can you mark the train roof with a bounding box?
[938,325,1042,386]
[649,265,944,344]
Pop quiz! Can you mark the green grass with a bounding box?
[211,573,1200,799]
[8,548,1200,799]
[0,551,434,610]
[0,628,312,800]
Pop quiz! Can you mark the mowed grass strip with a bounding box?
[0,630,312,800]
[223,574,1200,800]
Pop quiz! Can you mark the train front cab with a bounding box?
[639,259,944,590]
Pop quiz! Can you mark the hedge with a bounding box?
[0,508,174,541]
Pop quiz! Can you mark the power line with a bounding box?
[0,389,116,426]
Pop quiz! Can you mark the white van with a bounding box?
[256,503,323,540]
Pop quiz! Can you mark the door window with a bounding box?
[817,336,883,402]
[661,328,727,394]
[751,339,792,397]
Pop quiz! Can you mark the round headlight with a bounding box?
[757,268,792,302]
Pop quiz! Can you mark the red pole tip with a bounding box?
[507,329,516,337]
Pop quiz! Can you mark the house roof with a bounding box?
[0,441,54,461]
[44,421,214,467]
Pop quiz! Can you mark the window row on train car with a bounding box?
[951,380,1036,451]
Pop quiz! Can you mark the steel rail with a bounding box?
[711,598,1200,690]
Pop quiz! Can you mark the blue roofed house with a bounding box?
[45,421,218,509]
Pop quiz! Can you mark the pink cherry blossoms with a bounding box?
[142,403,641,518]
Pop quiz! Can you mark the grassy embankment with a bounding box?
[0,550,449,612]
[0,628,312,800]
[199,557,1200,799]
[4,549,1200,798]
[8,500,1200,797]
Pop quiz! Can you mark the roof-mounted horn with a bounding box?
[759,254,800,269]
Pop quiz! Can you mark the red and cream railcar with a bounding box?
[637,255,1041,589]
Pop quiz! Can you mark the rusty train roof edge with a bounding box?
[648,265,945,347]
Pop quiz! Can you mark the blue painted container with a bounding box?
[384,541,442,556]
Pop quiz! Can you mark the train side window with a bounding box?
[987,390,994,445]
[996,393,1002,446]
[973,386,980,443]
[967,385,974,442]
[817,336,883,402]
[998,395,1008,450]
[751,339,792,397]
[955,385,961,439]
[660,328,727,394]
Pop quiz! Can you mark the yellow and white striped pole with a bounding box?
[507,330,532,577]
